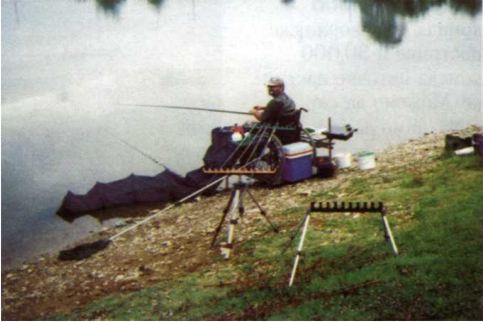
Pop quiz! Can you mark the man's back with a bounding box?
[259,92,296,124]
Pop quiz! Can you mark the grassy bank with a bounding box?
[52,153,482,320]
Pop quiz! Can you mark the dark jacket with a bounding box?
[259,93,296,124]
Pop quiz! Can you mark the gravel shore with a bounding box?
[2,125,480,320]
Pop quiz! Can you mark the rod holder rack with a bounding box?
[288,200,399,288]
[310,201,385,213]
[202,167,277,175]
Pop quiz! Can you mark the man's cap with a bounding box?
[265,77,285,87]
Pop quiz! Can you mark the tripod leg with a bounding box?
[289,211,311,287]
[380,210,399,256]
[246,188,279,233]
[245,187,265,213]
[211,189,236,247]
[221,188,240,259]
[238,186,245,218]
[282,211,309,254]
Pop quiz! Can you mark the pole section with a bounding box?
[119,103,251,115]
[222,188,240,259]
[289,211,311,287]
[381,210,399,255]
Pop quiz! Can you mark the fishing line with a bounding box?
[224,124,266,168]
[243,124,271,164]
[210,123,262,171]
[240,124,268,160]
[103,129,168,169]
[243,124,279,183]
[255,125,278,162]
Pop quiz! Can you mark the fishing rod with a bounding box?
[105,130,168,169]
[109,137,276,243]
[59,129,276,259]
[119,103,251,116]
[117,137,167,169]
[58,123,278,260]
[109,125,271,242]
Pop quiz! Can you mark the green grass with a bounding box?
[51,155,483,320]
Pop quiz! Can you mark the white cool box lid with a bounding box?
[282,142,313,159]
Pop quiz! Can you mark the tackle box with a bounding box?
[314,156,336,178]
[282,142,313,183]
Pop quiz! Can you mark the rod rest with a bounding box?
[202,167,277,174]
[310,201,385,213]
[322,125,358,141]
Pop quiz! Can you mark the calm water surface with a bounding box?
[1,0,481,269]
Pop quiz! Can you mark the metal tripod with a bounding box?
[211,177,279,259]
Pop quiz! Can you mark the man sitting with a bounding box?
[250,77,301,144]
[250,77,296,124]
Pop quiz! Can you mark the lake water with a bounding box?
[1,0,481,269]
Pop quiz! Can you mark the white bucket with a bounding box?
[333,152,352,169]
[315,148,327,157]
[357,151,376,170]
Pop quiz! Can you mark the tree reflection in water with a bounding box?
[95,0,126,17]
[147,0,165,11]
[345,0,481,47]
[449,0,482,16]
[83,0,481,46]
[358,0,407,46]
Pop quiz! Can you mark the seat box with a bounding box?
[282,142,313,183]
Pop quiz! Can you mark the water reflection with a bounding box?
[358,0,407,46]
[79,0,481,47]
[449,0,482,16]
[346,0,481,47]
[80,0,483,22]
[96,0,126,16]
[147,0,165,10]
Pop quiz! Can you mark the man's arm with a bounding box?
[250,105,266,121]
[258,99,282,123]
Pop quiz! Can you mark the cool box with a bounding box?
[282,142,313,183]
